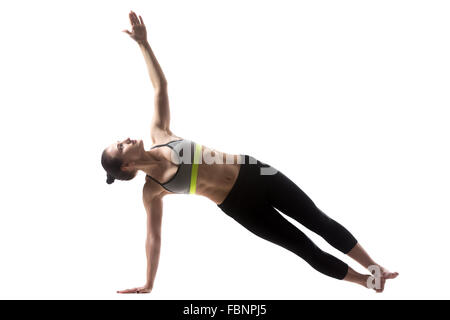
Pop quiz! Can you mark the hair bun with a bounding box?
[106,173,115,184]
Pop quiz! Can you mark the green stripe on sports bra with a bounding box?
[189,143,202,194]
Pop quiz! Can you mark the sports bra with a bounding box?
[146,139,203,194]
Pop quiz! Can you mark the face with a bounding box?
[106,137,144,171]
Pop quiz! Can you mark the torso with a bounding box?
[143,132,242,205]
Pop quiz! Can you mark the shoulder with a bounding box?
[142,178,166,204]
[150,127,183,145]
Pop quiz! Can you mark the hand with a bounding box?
[117,285,152,294]
[123,10,147,44]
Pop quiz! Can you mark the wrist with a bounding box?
[137,39,148,46]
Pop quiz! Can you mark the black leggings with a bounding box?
[217,155,358,280]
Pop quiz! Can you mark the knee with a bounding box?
[304,206,334,231]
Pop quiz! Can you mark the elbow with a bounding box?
[155,81,167,92]
[146,234,161,244]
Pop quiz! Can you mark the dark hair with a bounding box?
[101,148,137,184]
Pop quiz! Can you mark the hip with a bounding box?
[217,154,278,210]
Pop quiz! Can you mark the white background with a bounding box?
[0,0,449,300]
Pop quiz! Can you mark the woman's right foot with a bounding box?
[380,266,399,279]
[366,265,399,293]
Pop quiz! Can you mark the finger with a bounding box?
[117,289,131,293]
[134,13,141,25]
[139,15,144,25]
[129,12,137,25]
[129,12,134,25]
[117,288,137,293]
[122,29,132,35]
[131,12,139,25]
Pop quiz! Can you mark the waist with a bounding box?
[216,154,261,207]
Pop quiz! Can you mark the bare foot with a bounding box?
[367,265,399,293]
[380,266,399,279]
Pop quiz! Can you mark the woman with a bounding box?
[101,11,398,294]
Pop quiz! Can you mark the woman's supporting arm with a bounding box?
[117,187,163,294]
[144,194,163,289]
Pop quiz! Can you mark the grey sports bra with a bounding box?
[146,139,203,194]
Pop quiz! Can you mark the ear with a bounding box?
[121,161,136,172]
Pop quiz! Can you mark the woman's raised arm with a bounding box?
[123,11,171,135]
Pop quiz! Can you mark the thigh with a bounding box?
[220,202,322,260]
[261,167,332,229]
[218,199,351,279]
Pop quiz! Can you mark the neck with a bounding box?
[135,149,165,176]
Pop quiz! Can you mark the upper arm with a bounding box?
[151,85,171,137]
[142,185,163,241]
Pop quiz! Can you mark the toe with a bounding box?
[384,272,399,279]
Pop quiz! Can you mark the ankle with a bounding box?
[367,264,383,276]
[360,274,372,288]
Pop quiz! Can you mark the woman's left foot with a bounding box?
[370,265,399,293]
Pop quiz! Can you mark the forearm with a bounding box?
[138,40,167,89]
[145,237,161,288]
